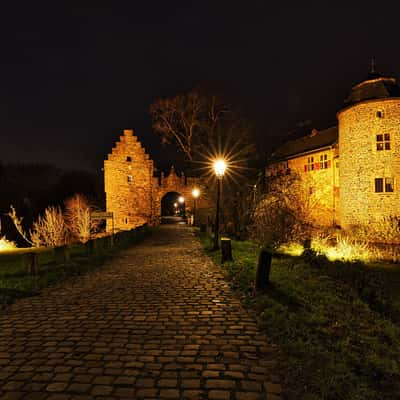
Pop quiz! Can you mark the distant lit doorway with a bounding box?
[161,192,186,224]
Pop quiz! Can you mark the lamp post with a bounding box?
[192,188,200,226]
[213,159,227,250]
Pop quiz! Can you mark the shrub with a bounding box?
[30,206,68,247]
[252,172,313,248]
[64,193,92,243]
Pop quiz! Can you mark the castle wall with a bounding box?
[338,98,400,230]
[104,129,208,230]
[288,148,338,226]
[104,130,154,231]
[267,147,339,227]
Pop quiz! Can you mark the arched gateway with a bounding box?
[104,129,208,231]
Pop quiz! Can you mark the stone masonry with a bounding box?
[0,225,285,399]
[338,98,400,229]
[104,130,209,231]
[267,70,400,232]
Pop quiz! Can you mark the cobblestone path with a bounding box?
[0,225,284,400]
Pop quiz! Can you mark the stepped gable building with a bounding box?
[267,66,400,230]
[104,129,207,231]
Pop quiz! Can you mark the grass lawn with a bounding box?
[0,228,153,308]
[198,232,400,400]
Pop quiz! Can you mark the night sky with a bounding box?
[2,2,400,173]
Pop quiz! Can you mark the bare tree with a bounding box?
[149,88,254,162]
[64,194,91,243]
[30,206,68,247]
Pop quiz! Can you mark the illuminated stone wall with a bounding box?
[104,130,155,231]
[338,99,400,230]
[288,148,339,226]
[104,130,208,231]
[267,148,339,227]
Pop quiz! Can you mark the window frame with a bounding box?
[375,177,394,193]
[376,133,391,151]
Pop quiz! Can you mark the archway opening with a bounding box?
[161,192,186,223]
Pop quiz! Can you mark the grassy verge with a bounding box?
[0,227,154,308]
[198,231,400,400]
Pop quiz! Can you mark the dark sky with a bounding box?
[1,1,400,172]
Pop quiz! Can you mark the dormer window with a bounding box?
[376,110,384,118]
[376,134,391,151]
[127,175,133,183]
[126,156,132,162]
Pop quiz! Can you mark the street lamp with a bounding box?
[213,159,227,250]
[192,188,200,226]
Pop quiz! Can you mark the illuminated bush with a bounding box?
[30,206,68,247]
[0,236,16,251]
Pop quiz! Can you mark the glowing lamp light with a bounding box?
[192,188,200,198]
[173,202,178,208]
[178,196,185,204]
[213,159,227,178]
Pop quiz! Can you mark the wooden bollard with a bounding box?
[25,252,39,275]
[86,239,98,255]
[54,245,70,264]
[221,238,233,263]
[255,249,272,291]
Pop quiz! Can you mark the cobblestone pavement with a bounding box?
[0,225,284,400]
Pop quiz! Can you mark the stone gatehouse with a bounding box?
[104,129,208,231]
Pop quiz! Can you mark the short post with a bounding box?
[25,252,39,275]
[255,249,272,291]
[54,245,70,264]
[221,238,233,263]
[86,239,97,255]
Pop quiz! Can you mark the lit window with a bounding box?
[126,156,132,162]
[375,177,394,193]
[375,178,383,192]
[376,134,391,151]
[307,156,314,171]
[385,178,394,192]
[319,154,330,169]
[127,175,133,183]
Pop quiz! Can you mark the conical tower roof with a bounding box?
[343,61,400,107]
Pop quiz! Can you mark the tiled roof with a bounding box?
[344,73,400,107]
[271,126,338,161]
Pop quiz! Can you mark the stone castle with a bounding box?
[104,129,208,231]
[267,66,400,230]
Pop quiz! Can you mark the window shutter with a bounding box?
[327,160,331,168]
[304,165,307,172]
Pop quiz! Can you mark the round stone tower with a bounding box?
[337,67,400,230]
